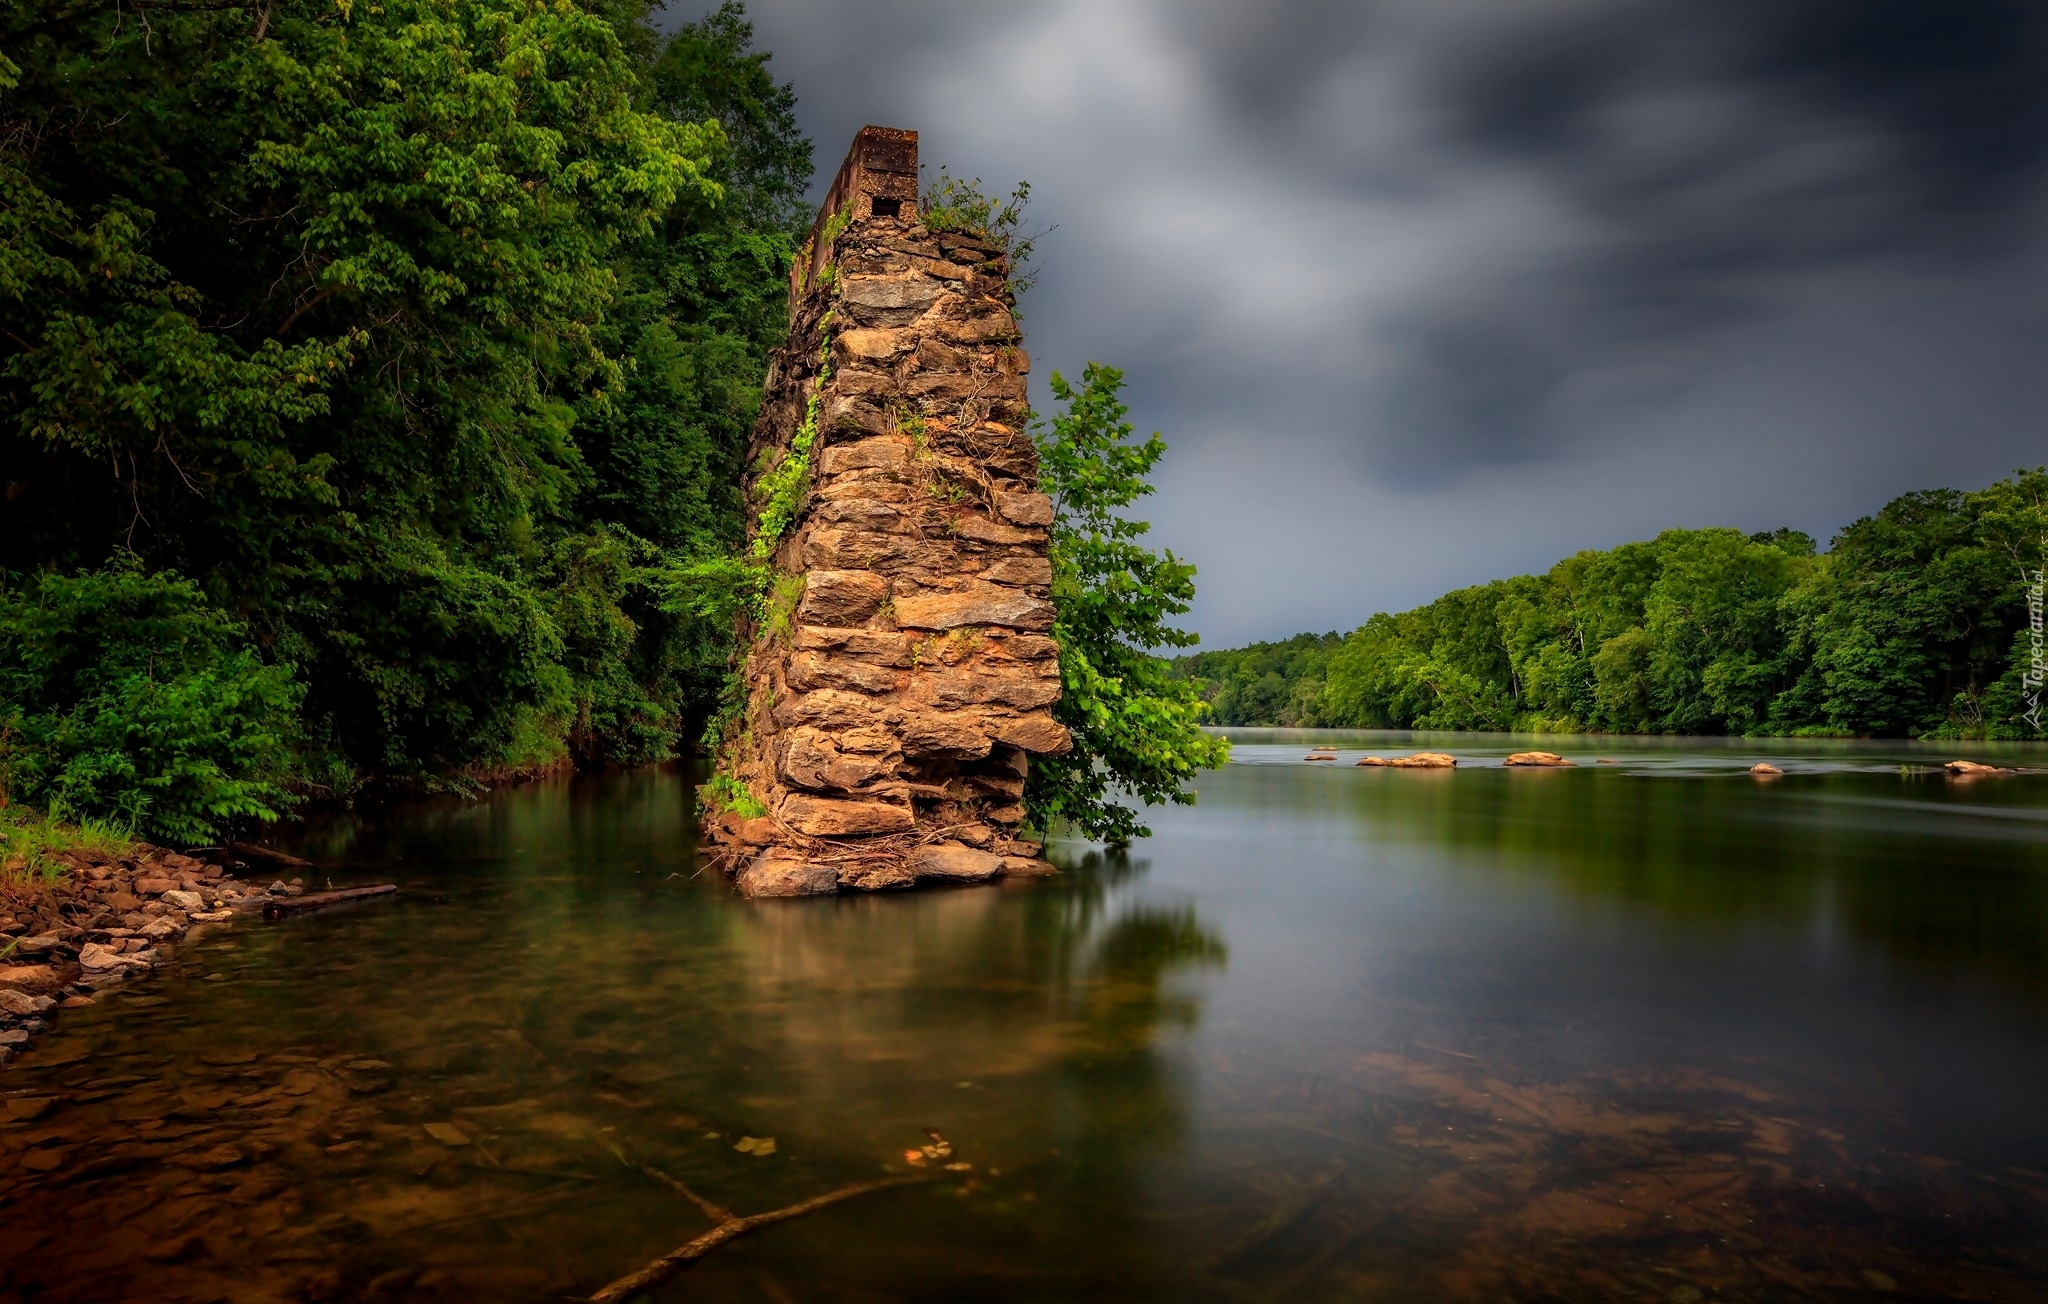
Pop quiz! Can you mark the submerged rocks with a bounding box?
[78,941,155,973]
[1,839,265,1068]
[1504,752,1575,767]
[1944,759,2014,777]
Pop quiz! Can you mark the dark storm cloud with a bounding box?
[1159,0,2048,483]
[721,0,2048,642]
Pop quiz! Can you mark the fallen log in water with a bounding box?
[230,842,317,871]
[260,883,398,920]
[584,1174,927,1304]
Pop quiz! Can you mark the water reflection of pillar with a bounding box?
[724,852,1227,1275]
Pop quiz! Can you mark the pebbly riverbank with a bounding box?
[0,844,321,1067]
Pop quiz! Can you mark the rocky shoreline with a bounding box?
[0,845,312,1067]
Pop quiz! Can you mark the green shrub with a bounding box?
[0,564,304,844]
[1026,364,1229,846]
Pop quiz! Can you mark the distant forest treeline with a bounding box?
[1174,471,2048,739]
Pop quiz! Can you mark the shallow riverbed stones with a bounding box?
[703,126,1067,897]
[1,841,261,1068]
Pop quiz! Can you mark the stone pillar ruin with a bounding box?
[700,126,1070,897]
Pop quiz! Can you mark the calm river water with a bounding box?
[4,732,2048,1303]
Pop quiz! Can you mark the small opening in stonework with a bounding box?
[870,196,902,218]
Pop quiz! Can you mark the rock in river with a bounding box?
[1358,752,1456,769]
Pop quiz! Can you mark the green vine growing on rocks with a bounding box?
[762,571,807,645]
[700,770,766,820]
[704,259,843,811]
[796,203,854,295]
[920,170,1047,301]
[751,321,836,563]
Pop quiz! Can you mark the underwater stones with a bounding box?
[78,942,154,973]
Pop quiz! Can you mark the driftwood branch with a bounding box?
[585,1175,927,1303]
[627,1156,734,1224]
[260,883,398,918]
[230,842,315,870]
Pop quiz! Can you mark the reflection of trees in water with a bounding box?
[720,842,1229,1288]
[1216,764,2048,995]
[723,842,1228,1115]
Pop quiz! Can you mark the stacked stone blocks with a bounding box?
[702,127,1069,896]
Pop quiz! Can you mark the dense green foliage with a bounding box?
[1172,632,1343,726]
[1200,472,2047,739]
[0,566,301,843]
[1026,365,1229,846]
[1,0,807,833]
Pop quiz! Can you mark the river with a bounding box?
[3,732,2046,1302]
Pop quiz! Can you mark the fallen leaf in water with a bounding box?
[944,1162,973,1172]
[904,1149,927,1166]
[423,1122,471,1147]
[733,1135,776,1156]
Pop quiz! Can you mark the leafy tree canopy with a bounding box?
[1202,472,2046,741]
[1,0,809,832]
[1026,364,1230,845]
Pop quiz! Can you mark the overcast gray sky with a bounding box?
[712,0,2048,647]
